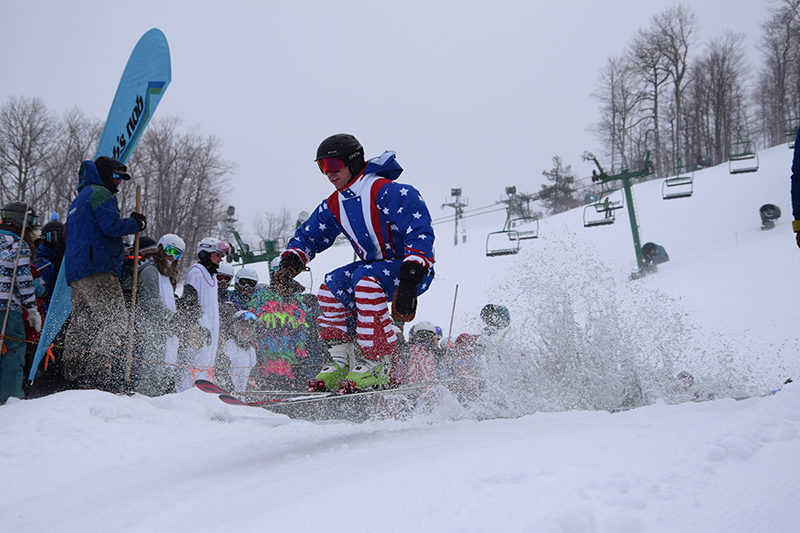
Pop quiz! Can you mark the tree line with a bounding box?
[0,96,234,261]
[591,1,800,179]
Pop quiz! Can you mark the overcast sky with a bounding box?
[1,0,768,239]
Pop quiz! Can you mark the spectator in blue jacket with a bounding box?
[33,219,64,314]
[62,156,146,391]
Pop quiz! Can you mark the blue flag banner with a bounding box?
[30,28,172,382]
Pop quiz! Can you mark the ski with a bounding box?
[193,379,326,398]
[217,381,440,408]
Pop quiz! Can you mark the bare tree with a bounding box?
[42,107,103,218]
[254,207,295,244]
[592,56,645,173]
[652,4,698,164]
[628,28,671,176]
[128,116,236,259]
[756,0,800,147]
[698,32,752,162]
[0,96,57,208]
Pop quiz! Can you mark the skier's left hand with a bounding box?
[391,261,427,323]
[796,231,800,249]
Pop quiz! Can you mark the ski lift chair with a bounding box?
[485,229,520,257]
[785,117,800,149]
[728,141,759,174]
[508,216,539,240]
[662,159,694,200]
[583,191,623,227]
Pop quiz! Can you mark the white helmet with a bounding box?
[235,267,259,283]
[217,261,235,277]
[270,256,281,272]
[197,237,232,257]
[158,234,185,258]
[410,321,436,337]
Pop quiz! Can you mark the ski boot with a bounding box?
[307,342,353,392]
[339,358,391,392]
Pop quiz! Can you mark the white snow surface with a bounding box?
[2,146,799,532]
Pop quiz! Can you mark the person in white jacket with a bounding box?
[223,310,258,392]
[123,234,185,395]
[174,237,229,391]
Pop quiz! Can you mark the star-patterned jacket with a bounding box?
[284,151,435,270]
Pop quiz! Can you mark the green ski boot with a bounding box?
[307,342,353,391]
[343,359,391,389]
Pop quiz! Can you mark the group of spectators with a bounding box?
[0,156,324,403]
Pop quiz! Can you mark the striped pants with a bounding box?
[316,261,403,361]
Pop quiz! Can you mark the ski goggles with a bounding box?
[414,330,438,343]
[44,229,61,244]
[209,241,231,258]
[237,278,258,288]
[111,168,131,180]
[163,244,183,260]
[317,157,347,175]
[217,274,232,283]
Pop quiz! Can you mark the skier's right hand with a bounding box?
[130,212,147,231]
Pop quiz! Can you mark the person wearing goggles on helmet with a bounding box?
[62,156,146,392]
[273,133,435,392]
[121,233,185,396]
[174,237,228,392]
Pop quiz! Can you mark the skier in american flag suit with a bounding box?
[272,134,435,391]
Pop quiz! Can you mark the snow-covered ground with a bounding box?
[1,145,798,532]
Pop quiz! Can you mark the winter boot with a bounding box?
[309,342,354,391]
[343,358,391,390]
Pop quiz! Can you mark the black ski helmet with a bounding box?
[1,201,38,228]
[41,220,65,245]
[315,133,365,178]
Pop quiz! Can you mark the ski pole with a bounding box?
[0,204,32,359]
[447,284,459,346]
[124,186,142,385]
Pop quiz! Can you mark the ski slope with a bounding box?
[0,145,798,532]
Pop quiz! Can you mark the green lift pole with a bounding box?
[582,151,653,277]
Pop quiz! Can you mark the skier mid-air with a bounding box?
[272,134,435,392]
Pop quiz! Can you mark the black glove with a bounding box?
[391,261,427,322]
[273,253,304,297]
[130,212,147,231]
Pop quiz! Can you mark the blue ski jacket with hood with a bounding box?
[64,160,140,285]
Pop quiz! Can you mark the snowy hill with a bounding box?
[1,145,798,532]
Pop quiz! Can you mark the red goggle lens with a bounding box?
[318,157,346,174]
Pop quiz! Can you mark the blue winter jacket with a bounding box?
[64,160,140,284]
